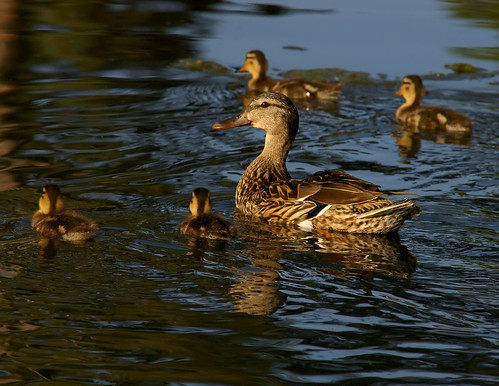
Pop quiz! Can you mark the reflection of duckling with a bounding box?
[239,50,342,100]
[31,184,98,242]
[179,188,237,240]
[395,74,473,132]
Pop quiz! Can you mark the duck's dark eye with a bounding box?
[261,101,269,108]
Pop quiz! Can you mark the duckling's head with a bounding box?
[395,75,425,105]
[212,92,299,142]
[39,184,64,216]
[189,187,212,217]
[239,50,268,78]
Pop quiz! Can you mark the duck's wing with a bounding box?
[418,106,473,132]
[251,171,419,229]
[250,179,317,223]
[272,79,342,100]
[298,169,416,205]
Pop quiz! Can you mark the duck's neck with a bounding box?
[248,66,271,91]
[396,92,422,120]
[236,133,293,204]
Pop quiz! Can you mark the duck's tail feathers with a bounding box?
[358,199,421,219]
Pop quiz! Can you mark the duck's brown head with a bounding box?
[189,187,212,217]
[39,184,64,216]
[395,74,426,106]
[239,50,268,79]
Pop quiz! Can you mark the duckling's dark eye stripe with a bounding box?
[402,81,411,85]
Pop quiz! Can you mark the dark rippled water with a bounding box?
[0,0,498,384]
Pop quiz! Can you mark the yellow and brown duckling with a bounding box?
[213,92,420,234]
[179,188,237,240]
[32,184,98,242]
[395,74,473,132]
[239,50,342,100]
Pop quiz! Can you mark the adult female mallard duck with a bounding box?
[212,92,420,234]
[395,74,473,132]
[239,50,342,100]
[179,187,237,240]
[32,184,98,242]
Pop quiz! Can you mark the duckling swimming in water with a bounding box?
[179,188,237,240]
[395,74,473,133]
[239,50,342,100]
[32,184,98,242]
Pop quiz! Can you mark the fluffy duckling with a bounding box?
[395,74,473,132]
[212,92,420,234]
[179,188,237,240]
[239,50,342,100]
[32,184,98,242]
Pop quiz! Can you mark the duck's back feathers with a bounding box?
[179,213,237,240]
[398,105,473,132]
[245,169,420,234]
[272,78,342,100]
[32,209,98,242]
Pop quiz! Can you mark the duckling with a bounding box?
[31,184,98,242]
[239,50,342,100]
[212,92,420,234]
[179,188,237,240]
[395,74,473,132]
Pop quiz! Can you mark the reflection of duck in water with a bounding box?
[32,184,98,242]
[37,238,59,259]
[229,238,285,316]
[237,213,417,279]
[239,50,342,100]
[310,231,417,279]
[393,127,471,159]
[179,188,237,240]
[229,214,417,316]
[395,74,473,133]
[213,92,420,234]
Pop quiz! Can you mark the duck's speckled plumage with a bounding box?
[32,184,97,242]
[213,92,420,234]
[179,188,237,240]
[395,74,473,132]
[239,50,342,100]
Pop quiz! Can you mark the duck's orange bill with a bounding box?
[212,113,251,130]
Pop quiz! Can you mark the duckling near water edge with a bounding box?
[239,50,342,100]
[395,74,473,132]
[179,188,237,240]
[32,184,98,242]
[212,92,421,234]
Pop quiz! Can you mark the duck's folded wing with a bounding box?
[298,169,417,205]
[301,169,381,191]
[298,181,387,205]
